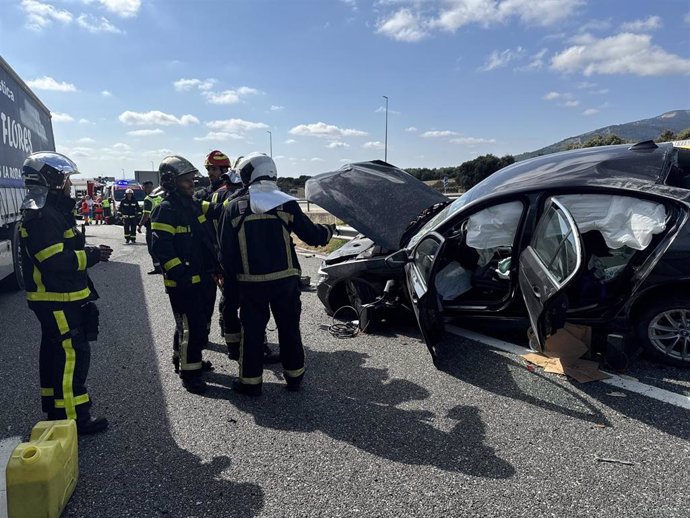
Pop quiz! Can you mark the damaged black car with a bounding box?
[306,141,690,368]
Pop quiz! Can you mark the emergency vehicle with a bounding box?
[102,179,145,224]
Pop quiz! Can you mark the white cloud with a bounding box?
[143,148,174,158]
[95,0,141,18]
[520,48,548,71]
[76,137,95,143]
[289,122,367,139]
[620,15,662,32]
[405,126,418,132]
[79,118,92,124]
[270,105,285,111]
[194,132,244,142]
[449,137,497,145]
[543,91,571,100]
[203,86,259,105]
[363,141,384,149]
[112,142,131,151]
[119,110,200,126]
[173,78,216,92]
[552,33,690,76]
[421,130,458,138]
[339,158,353,164]
[577,19,612,33]
[311,157,325,162]
[101,90,112,97]
[27,76,78,92]
[583,108,599,115]
[205,118,269,134]
[21,0,73,31]
[326,141,350,149]
[480,47,525,71]
[77,13,121,33]
[127,129,164,137]
[375,106,401,114]
[284,139,297,144]
[376,9,428,42]
[52,112,74,122]
[576,81,597,89]
[564,100,580,107]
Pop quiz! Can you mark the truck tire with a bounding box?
[637,297,690,368]
[0,224,23,291]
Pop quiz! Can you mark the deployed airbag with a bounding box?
[465,201,524,250]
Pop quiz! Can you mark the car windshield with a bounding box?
[114,190,145,202]
[407,192,471,248]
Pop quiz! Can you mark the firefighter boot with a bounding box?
[77,416,109,435]
[232,380,262,397]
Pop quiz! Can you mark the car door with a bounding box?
[518,197,584,353]
[404,232,446,366]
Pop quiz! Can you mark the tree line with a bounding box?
[277,127,690,194]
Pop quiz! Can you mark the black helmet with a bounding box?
[21,151,79,209]
[159,155,198,192]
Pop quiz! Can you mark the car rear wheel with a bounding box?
[638,297,690,367]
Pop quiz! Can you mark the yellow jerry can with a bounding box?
[6,420,79,518]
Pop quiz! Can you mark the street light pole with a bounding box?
[121,168,125,179]
[150,161,154,171]
[382,95,389,162]
[267,130,273,157]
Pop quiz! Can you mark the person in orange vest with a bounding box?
[93,196,104,224]
[80,197,90,225]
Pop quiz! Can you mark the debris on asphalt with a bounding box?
[606,391,627,397]
[595,456,635,466]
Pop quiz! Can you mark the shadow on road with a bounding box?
[0,261,264,517]
[204,349,515,480]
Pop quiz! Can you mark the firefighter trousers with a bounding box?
[237,277,304,387]
[123,216,137,242]
[145,225,160,270]
[169,285,208,379]
[218,285,241,345]
[201,275,217,338]
[34,304,92,422]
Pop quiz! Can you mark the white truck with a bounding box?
[0,55,56,290]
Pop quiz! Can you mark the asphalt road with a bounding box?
[1,224,689,517]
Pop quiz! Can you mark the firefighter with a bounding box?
[220,153,335,396]
[151,155,219,394]
[119,188,139,244]
[19,152,113,434]
[137,181,163,274]
[102,196,111,224]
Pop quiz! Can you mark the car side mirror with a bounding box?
[385,249,409,268]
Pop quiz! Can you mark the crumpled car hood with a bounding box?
[305,160,448,250]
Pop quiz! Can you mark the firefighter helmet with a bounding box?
[236,153,277,186]
[159,155,198,192]
[125,188,134,194]
[205,150,231,168]
[21,151,79,209]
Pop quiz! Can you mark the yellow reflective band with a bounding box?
[143,210,151,215]
[236,268,301,283]
[212,192,219,204]
[185,362,203,370]
[27,287,91,303]
[75,250,87,271]
[163,257,182,271]
[53,310,76,420]
[20,226,29,238]
[240,376,263,385]
[164,279,177,287]
[32,266,45,293]
[198,214,207,224]
[191,275,201,284]
[35,242,64,262]
[284,367,305,378]
[201,201,210,215]
[151,222,176,234]
[176,226,191,233]
[180,314,190,370]
[41,387,54,397]
[64,228,76,238]
[54,394,89,408]
[238,222,251,274]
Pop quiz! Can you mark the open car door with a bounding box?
[518,198,585,353]
[403,232,446,367]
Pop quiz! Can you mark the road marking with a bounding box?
[446,325,690,410]
[0,436,21,518]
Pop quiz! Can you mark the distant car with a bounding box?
[103,180,145,223]
[306,142,690,367]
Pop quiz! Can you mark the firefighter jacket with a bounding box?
[20,193,101,310]
[151,191,220,292]
[119,197,139,218]
[142,193,163,226]
[220,195,333,284]
[194,179,223,203]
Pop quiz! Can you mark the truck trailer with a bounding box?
[0,55,56,290]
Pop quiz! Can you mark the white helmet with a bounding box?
[236,153,277,186]
[125,188,134,194]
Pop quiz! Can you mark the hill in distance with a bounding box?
[515,109,690,161]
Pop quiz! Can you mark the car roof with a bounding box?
[462,142,676,206]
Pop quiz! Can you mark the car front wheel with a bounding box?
[638,297,690,367]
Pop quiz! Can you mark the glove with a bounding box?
[328,224,338,236]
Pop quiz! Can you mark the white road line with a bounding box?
[446,325,690,411]
[0,436,21,518]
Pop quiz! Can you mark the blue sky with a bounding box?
[2,0,690,179]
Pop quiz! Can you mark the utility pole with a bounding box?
[267,130,273,157]
[382,95,389,162]
[121,168,125,179]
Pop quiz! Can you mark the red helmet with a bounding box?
[205,150,230,168]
